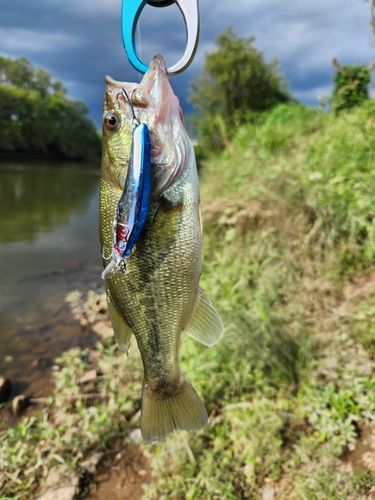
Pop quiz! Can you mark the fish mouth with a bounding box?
[104,54,167,111]
[103,76,149,110]
[149,53,167,73]
[104,53,166,86]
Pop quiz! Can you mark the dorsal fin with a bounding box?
[184,288,223,346]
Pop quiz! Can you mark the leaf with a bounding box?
[225,228,235,243]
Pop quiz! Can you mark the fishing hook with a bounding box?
[121,0,200,75]
[122,88,139,124]
[115,88,139,125]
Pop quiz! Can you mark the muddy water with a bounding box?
[0,161,103,400]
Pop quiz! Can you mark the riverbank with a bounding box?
[0,160,102,412]
[2,102,375,499]
[0,150,101,164]
[2,279,375,499]
[0,290,153,499]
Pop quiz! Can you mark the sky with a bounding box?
[1,0,375,129]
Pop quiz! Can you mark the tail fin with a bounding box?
[140,375,208,444]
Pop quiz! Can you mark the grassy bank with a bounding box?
[2,102,375,499]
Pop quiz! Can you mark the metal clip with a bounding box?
[121,0,200,75]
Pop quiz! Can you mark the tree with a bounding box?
[189,27,290,150]
[0,57,100,160]
[0,56,67,97]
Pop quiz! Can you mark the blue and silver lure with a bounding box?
[101,90,151,280]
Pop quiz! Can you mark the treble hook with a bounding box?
[121,0,200,76]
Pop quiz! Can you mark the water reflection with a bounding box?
[0,162,103,398]
[0,162,99,243]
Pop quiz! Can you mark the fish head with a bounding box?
[101,53,191,196]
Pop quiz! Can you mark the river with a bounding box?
[0,161,103,399]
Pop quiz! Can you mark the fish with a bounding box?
[100,53,224,443]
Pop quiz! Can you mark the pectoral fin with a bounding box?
[107,296,133,355]
[184,288,224,346]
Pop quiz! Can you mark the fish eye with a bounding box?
[104,111,121,131]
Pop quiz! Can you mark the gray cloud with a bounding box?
[1,0,374,128]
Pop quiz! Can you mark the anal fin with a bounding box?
[107,295,133,355]
[184,287,224,346]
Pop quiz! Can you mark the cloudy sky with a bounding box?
[1,0,374,128]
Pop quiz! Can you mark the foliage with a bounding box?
[331,63,372,113]
[189,27,290,151]
[0,56,67,97]
[0,57,100,160]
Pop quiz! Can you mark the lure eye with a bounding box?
[104,111,121,131]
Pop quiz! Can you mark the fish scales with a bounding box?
[100,54,223,443]
[104,162,199,380]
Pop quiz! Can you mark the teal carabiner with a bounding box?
[121,0,200,75]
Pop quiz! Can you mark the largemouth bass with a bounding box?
[100,54,223,443]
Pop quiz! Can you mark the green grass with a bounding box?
[0,341,141,499]
[143,102,375,499]
[2,102,375,498]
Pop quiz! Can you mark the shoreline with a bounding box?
[0,149,101,164]
[0,289,153,500]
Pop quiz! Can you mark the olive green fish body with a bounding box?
[100,55,223,443]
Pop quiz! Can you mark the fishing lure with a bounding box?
[101,91,151,280]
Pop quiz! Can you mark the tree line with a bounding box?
[0,57,101,161]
